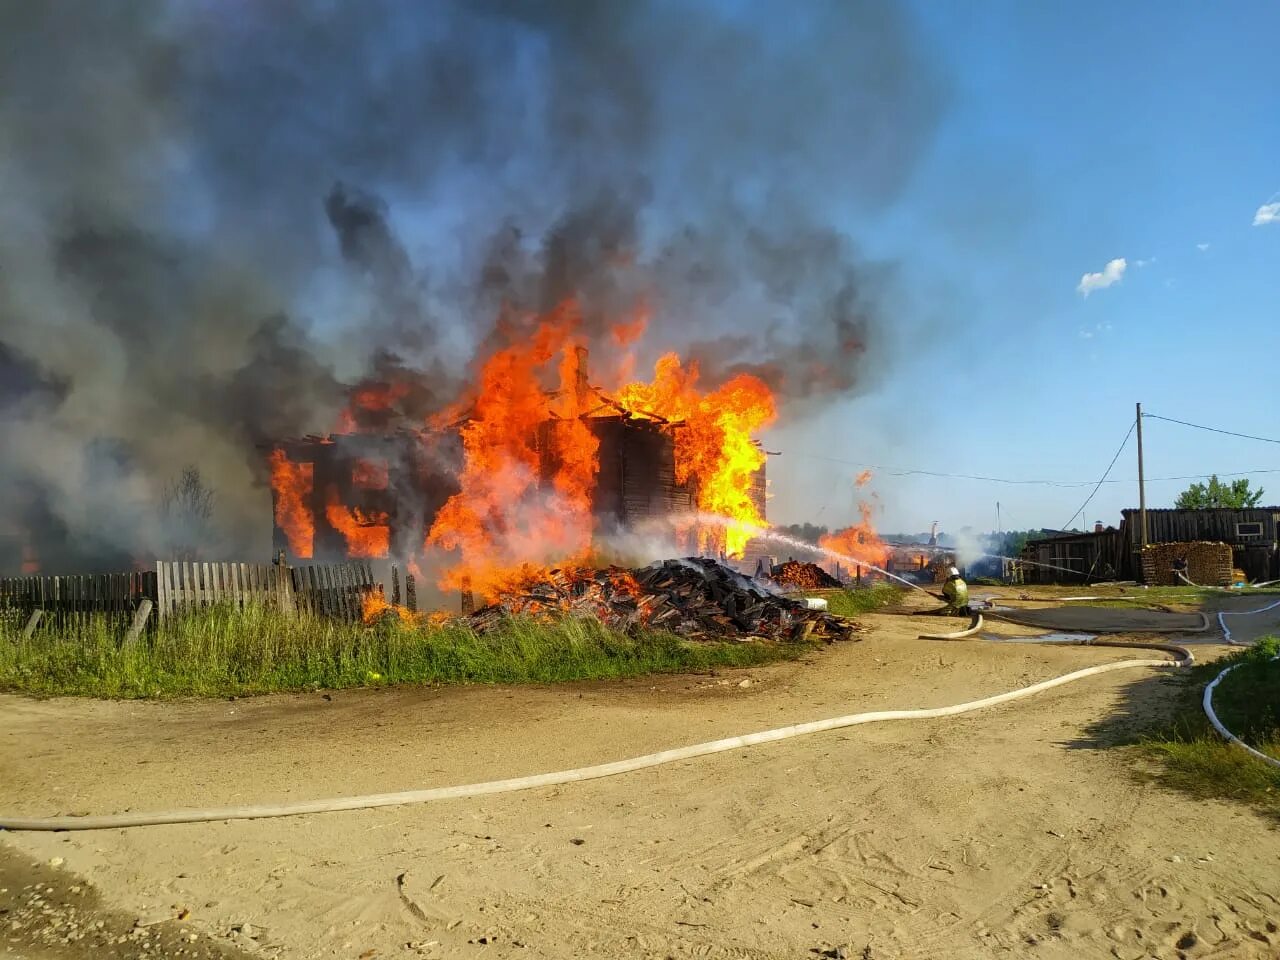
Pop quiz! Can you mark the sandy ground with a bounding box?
[3,605,1280,959]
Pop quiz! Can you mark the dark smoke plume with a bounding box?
[0,0,944,572]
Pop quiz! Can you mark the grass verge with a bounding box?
[1083,587,1280,610]
[0,605,814,700]
[804,582,904,618]
[1138,636,1280,814]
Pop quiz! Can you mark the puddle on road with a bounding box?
[979,632,1094,644]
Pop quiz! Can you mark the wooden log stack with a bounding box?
[768,560,842,590]
[465,557,860,643]
[1140,541,1233,586]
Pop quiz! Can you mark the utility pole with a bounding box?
[996,501,1001,535]
[1136,402,1148,548]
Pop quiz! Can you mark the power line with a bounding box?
[790,455,1100,487]
[1143,413,1280,445]
[1141,469,1280,483]
[789,452,1278,487]
[1061,419,1137,531]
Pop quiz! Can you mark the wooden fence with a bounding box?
[287,560,380,621]
[0,560,381,633]
[0,572,149,633]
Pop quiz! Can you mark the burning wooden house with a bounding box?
[267,343,771,592]
[268,431,462,562]
[269,413,764,564]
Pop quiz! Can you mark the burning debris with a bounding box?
[769,560,842,591]
[460,558,857,643]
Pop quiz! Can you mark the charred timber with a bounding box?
[464,558,858,643]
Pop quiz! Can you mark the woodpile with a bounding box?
[1141,541,1233,586]
[466,557,859,643]
[769,560,841,590]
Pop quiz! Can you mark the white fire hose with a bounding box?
[0,626,1191,833]
[917,613,985,641]
[1202,599,1280,771]
[1216,599,1280,646]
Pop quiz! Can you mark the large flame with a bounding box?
[819,501,889,569]
[268,448,315,559]
[425,306,600,598]
[617,353,776,556]
[325,486,391,559]
[283,296,788,596]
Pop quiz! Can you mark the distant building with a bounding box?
[1020,508,1280,584]
[1020,523,1123,585]
[1120,508,1279,583]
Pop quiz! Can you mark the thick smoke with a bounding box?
[0,0,944,573]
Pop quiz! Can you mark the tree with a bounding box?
[1174,475,1264,510]
[160,466,216,560]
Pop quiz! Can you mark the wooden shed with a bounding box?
[1020,526,1125,584]
[1120,508,1280,582]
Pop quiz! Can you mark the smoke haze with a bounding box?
[0,0,945,571]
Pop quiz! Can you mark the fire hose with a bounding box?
[1177,570,1280,590]
[0,627,1190,833]
[1202,599,1280,771]
[917,613,985,640]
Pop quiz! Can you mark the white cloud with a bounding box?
[1134,257,1155,267]
[1077,257,1127,297]
[1196,242,1210,252]
[1254,201,1280,226]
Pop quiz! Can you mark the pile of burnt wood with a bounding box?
[465,557,858,642]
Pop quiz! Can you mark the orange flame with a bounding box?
[337,382,412,434]
[361,590,417,624]
[617,353,776,556]
[425,305,600,599]
[305,296,781,590]
[325,486,391,558]
[268,448,314,559]
[819,502,889,569]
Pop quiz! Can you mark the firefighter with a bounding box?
[941,566,969,615]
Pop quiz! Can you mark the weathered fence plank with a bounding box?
[2,559,379,631]
[123,599,153,648]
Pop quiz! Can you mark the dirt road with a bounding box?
[3,612,1278,959]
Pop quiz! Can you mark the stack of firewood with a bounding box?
[465,557,859,643]
[769,560,842,590]
[1141,541,1233,586]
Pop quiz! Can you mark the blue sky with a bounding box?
[765,1,1280,537]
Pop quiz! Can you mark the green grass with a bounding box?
[1138,636,1280,813]
[0,605,813,700]
[803,582,904,618]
